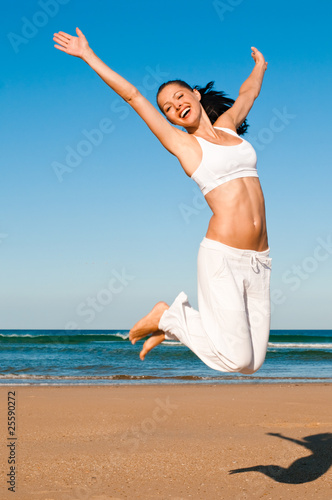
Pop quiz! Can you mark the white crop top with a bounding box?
[191,127,258,195]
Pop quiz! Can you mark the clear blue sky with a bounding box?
[1,0,331,330]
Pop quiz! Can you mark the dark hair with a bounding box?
[156,79,249,136]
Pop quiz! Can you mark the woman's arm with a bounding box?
[214,47,268,131]
[53,28,185,155]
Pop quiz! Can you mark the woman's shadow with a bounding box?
[229,432,332,483]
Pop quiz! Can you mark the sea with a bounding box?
[0,330,331,385]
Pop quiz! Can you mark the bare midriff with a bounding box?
[204,177,269,252]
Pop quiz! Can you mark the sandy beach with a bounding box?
[0,384,331,499]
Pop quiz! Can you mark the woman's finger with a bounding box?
[53,33,70,44]
[53,39,67,48]
[54,44,67,52]
[53,38,65,47]
[57,31,71,39]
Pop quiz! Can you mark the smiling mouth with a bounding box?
[180,107,191,118]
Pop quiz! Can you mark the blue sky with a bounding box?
[1,0,331,330]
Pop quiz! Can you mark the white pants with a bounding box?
[158,237,272,374]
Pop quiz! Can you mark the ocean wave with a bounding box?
[0,332,129,344]
[268,342,332,349]
[269,333,332,343]
[1,331,331,350]
[0,373,331,381]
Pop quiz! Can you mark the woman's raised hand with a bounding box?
[251,46,268,70]
[53,27,90,59]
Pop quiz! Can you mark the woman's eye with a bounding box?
[177,94,183,99]
[166,107,170,112]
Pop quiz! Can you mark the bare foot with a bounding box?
[140,330,165,360]
[129,301,169,344]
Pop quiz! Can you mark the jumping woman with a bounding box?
[54,28,271,374]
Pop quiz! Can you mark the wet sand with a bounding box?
[0,384,331,499]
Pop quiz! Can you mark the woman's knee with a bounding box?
[239,355,265,374]
[225,344,268,373]
[222,349,254,373]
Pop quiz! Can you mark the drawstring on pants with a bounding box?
[250,254,260,273]
[250,253,271,273]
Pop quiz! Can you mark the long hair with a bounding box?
[157,80,249,136]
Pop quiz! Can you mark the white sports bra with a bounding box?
[191,127,258,195]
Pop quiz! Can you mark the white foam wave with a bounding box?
[0,374,157,380]
[0,333,36,338]
[112,332,129,340]
[162,341,183,345]
[268,342,332,349]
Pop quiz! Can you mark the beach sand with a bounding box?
[0,384,331,500]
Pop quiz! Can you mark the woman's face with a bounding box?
[157,84,202,128]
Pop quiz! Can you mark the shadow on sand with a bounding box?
[229,432,332,484]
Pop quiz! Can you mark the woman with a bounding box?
[54,28,271,374]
